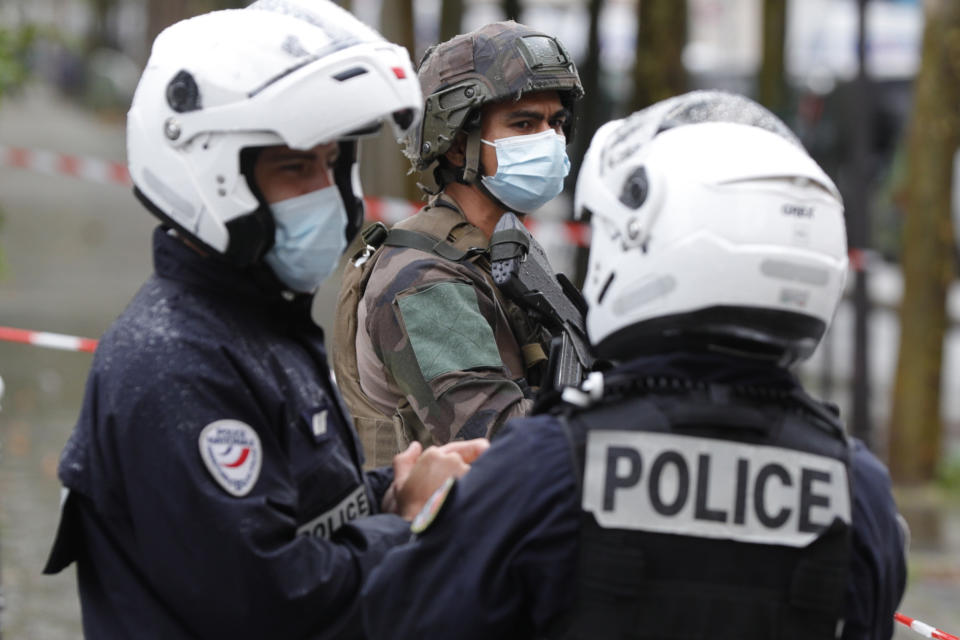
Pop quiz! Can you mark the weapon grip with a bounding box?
[545,334,583,390]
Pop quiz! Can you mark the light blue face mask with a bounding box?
[480,129,571,214]
[264,185,348,293]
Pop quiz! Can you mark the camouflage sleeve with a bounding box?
[360,248,532,444]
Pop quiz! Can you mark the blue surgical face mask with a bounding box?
[264,185,348,293]
[480,129,571,214]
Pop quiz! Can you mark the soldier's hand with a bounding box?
[381,442,423,514]
[395,440,487,521]
[392,441,424,488]
[436,438,489,464]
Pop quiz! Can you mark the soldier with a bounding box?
[42,3,486,638]
[334,21,585,466]
[361,92,908,640]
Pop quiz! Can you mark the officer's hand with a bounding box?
[395,442,485,521]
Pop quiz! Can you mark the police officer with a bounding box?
[334,21,585,466]
[43,3,486,638]
[361,92,908,640]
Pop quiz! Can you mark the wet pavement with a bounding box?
[0,85,148,638]
[0,85,351,638]
[892,486,960,640]
[0,86,957,639]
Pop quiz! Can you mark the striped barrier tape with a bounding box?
[1,148,941,637]
[0,144,591,247]
[0,145,589,353]
[0,326,98,353]
[896,613,959,640]
[0,144,131,187]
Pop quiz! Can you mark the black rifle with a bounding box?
[489,212,594,390]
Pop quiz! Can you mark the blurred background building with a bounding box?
[1,0,958,638]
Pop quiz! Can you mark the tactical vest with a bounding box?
[552,375,853,640]
[333,197,547,468]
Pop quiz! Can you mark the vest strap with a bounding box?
[521,342,548,369]
[384,228,486,263]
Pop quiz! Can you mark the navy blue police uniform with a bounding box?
[362,352,906,640]
[45,227,411,640]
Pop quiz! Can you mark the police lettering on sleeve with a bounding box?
[298,484,372,539]
[584,431,851,547]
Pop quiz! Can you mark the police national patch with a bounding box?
[198,420,263,497]
[411,476,455,535]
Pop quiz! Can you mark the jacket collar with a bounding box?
[151,226,315,318]
[612,351,799,389]
[404,193,490,251]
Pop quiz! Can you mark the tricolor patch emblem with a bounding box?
[411,476,455,535]
[198,420,262,497]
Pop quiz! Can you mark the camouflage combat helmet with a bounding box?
[406,21,583,186]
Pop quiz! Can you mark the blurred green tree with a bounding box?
[758,0,787,116]
[0,24,35,101]
[0,23,35,276]
[86,0,118,52]
[569,0,604,190]
[147,0,195,53]
[146,0,247,53]
[503,0,522,22]
[360,0,420,203]
[629,0,687,111]
[889,0,960,484]
[440,0,465,43]
[569,0,605,287]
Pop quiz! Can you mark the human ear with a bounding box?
[444,131,467,166]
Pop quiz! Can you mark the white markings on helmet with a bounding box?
[282,34,309,57]
[582,431,850,548]
[782,203,814,217]
[297,485,370,539]
[761,259,830,286]
[142,166,196,222]
[779,288,810,307]
[611,274,676,315]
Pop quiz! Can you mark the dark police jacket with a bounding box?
[44,227,411,640]
[361,353,906,640]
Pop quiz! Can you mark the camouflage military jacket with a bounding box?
[353,196,538,458]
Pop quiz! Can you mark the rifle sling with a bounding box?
[384,228,486,263]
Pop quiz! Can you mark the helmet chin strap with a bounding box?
[460,129,483,184]
[460,128,514,214]
[333,140,362,244]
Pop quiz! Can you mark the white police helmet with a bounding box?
[127,1,421,265]
[575,92,848,364]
